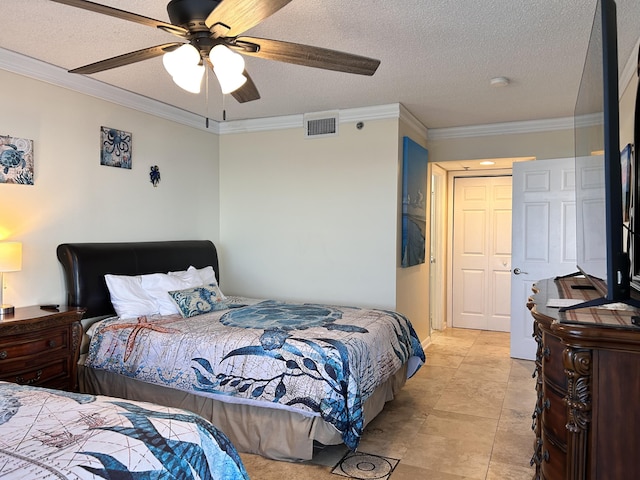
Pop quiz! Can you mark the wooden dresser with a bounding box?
[0,306,85,391]
[528,276,640,480]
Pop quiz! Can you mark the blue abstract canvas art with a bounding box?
[101,126,132,169]
[401,136,428,268]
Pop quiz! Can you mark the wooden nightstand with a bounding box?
[0,306,85,391]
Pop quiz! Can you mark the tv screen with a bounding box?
[568,0,639,310]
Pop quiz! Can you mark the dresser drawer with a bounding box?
[540,429,566,480]
[0,357,70,387]
[0,327,69,361]
[542,333,566,389]
[542,383,567,444]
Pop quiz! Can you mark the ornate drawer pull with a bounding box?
[543,346,550,358]
[0,350,7,360]
[542,450,550,462]
[47,340,57,348]
[16,370,42,385]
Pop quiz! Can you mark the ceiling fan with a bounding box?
[49,0,381,103]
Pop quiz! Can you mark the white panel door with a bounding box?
[452,176,513,331]
[510,158,577,360]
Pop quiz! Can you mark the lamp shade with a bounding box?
[0,242,21,272]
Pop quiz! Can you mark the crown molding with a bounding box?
[428,116,574,140]
[216,103,420,134]
[0,47,212,132]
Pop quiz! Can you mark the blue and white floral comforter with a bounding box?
[0,381,249,479]
[86,297,426,450]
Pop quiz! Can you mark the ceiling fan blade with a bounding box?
[234,37,380,76]
[69,43,182,74]
[48,0,188,37]
[206,0,292,37]
[231,71,261,103]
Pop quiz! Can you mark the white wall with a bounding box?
[0,70,220,308]
[219,118,400,309]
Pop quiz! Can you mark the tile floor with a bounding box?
[239,328,537,480]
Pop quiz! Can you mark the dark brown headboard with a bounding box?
[57,240,219,318]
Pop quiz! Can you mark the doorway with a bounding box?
[429,165,446,331]
[450,175,513,331]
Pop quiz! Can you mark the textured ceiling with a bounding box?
[1,0,639,129]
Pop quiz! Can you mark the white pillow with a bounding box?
[140,270,202,315]
[105,274,159,318]
[169,266,222,289]
[194,266,218,286]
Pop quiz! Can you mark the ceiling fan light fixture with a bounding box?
[210,44,247,94]
[163,44,204,93]
[215,71,247,94]
[171,63,205,93]
[163,43,200,76]
[210,44,245,76]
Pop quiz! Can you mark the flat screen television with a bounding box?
[565,0,640,311]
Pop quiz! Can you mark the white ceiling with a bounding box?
[1,0,639,130]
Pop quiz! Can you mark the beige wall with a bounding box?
[0,70,220,308]
[427,128,574,163]
[395,119,430,342]
[219,118,400,309]
[620,69,638,147]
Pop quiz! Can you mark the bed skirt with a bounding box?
[78,360,408,461]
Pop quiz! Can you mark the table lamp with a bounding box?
[0,242,22,315]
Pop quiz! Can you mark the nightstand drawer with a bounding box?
[0,327,69,361]
[0,357,69,387]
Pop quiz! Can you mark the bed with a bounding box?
[57,240,425,461]
[0,381,249,479]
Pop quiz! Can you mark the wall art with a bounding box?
[0,135,34,185]
[150,165,161,187]
[101,126,132,169]
[401,136,428,268]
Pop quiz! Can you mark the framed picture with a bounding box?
[401,136,428,268]
[0,134,34,185]
[101,126,132,169]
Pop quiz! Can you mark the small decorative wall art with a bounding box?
[401,136,428,268]
[100,126,132,169]
[150,165,161,187]
[0,134,34,185]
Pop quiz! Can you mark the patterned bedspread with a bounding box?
[86,298,426,450]
[0,381,249,479]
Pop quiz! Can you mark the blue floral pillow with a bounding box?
[168,284,228,318]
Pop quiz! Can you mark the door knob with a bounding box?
[513,268,528,275]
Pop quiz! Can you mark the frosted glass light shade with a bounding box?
[215,71,247,94]
[163,44,204,94]
[209,45,245,75]
[171,63,205,93]
[163,44,200,75]
[210,45,246,94]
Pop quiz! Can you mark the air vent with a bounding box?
[304,111,339,138]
